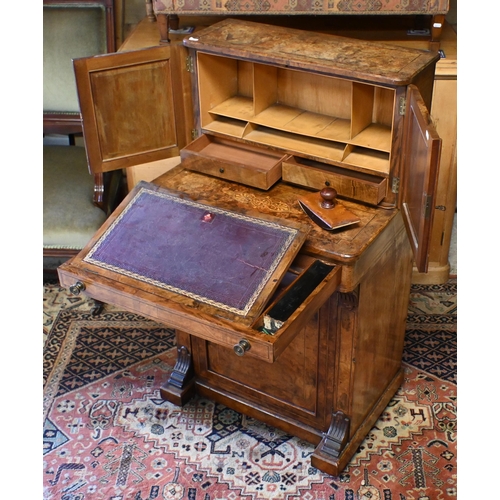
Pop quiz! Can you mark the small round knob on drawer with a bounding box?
[319,187,338,209]
[69,281,86,295]
[219,168,225,173]
[233,339,251,356]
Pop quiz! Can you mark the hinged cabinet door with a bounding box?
[73,46,188,174]
[401,85,442,273]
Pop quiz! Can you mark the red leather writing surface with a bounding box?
[84,186,299,315]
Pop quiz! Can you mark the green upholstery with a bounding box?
[43,1,115,269]
[43,145,107,250]
[43,4,108,113]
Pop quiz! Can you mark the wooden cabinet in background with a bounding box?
[412,42,457,283]
[376,23,457,282]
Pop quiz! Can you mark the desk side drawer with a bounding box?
[283,156,388,205]
[58,255,340,363]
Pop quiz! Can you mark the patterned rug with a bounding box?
[43,279,457,500]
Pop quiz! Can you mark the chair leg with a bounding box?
[145,0,155,21]
[430,14,445,51]
[170,14,179,30]
[91,300,104,316]
[156,13,179,44]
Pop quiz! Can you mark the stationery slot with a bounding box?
[198,53,254,129]
[253,63,278,115]
[209,95,254,122]
[251,66,352,145]
[276,67,351,124]
[253,106,351,144]
[349,123,392,152]
[350,83,394,152]
[315,117,352,143]
[342,146,391,175]
[244,125,345,162]
[196,55,396,179]
[255,260,336,334]
[203,115,247,138]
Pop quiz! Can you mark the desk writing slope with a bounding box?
[83,181,308,319]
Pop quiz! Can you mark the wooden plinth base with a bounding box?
[161,367,404,477]
[411,261,451,284]
[160,378,196,407]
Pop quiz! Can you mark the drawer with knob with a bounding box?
[180,134,289,190]
[60,252,340,363]
[282,156,388,206]
[58,179,341,363]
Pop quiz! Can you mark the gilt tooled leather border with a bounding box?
[84,186,299,316]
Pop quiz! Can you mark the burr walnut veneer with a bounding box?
[59,20,441,475]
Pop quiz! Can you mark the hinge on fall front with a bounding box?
[186,56,194,73]
[423,193,432,219]
[392,177,400,193]
[191,129,198,140]
[399,97,406,115]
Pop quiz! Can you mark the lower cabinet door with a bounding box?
[190,296,338,438]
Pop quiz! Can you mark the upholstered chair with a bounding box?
[43,0,118,275]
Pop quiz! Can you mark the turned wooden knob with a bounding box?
[234,339,251,356]
[69,281,86,295]
[319,187,337,209]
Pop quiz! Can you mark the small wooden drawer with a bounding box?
[59,253,341,363]
[282,156,388,205]
[180,134,287,190]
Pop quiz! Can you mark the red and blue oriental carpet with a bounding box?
[43,280,457,499]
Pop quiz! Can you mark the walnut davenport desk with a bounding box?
[59,20,442,475]
[122,17,457,285]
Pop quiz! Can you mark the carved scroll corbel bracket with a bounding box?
[319,410,351,459]
[167,345,193,389]
[338,291,359,311]
[311,410,351,476]
[160,345,196,406]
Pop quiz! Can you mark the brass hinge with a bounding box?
[191,129,198,140]
[186,56,194,73]
[399,97,406,116]
[392,177,400,193]
[423,193,432,219]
